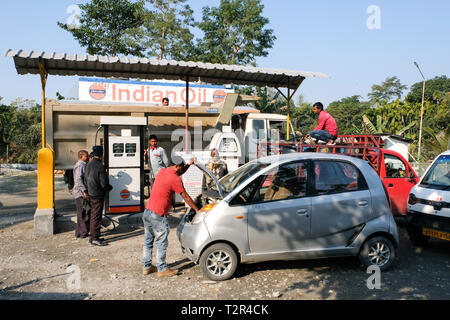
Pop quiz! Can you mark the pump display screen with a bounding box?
[113,143,124,156]
[126,143,137,156]
[109,136,140,167]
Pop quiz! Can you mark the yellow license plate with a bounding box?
[422,228,450,241]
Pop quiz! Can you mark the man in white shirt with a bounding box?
[144,135,169,185]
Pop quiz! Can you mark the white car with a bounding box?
[406,150,450,245]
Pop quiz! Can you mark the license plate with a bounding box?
[422,228,450,241]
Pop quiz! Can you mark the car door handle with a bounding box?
[358,201,369,207]
[388,183,394,188]
[297,209,309,217]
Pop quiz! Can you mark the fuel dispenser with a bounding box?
[100,116,147,214]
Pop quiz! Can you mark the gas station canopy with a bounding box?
[5,49,328,89]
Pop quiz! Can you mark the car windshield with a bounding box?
[420,155,450,189]
[219,161,270,194]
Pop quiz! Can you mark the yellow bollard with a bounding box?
[37,147,54,209]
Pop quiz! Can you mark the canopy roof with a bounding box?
[6,49,328,90]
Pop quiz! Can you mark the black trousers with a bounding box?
[89,197,104,241]
[75,197,90,238]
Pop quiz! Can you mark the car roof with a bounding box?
[439,150,450,156]
[256,152,367,166]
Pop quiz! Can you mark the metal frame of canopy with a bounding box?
[5,49,328,224]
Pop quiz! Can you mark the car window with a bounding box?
[384,154,407,178]
[229,176,264,206]
[313,160,367,195]
[255,162,308,203]
[420,154,450,187]
[219,161,269,194]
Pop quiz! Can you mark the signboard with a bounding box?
[78,78,234,106]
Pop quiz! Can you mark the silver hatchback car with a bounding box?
[177,153,399,281]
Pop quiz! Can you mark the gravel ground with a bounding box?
[1,173,450,302]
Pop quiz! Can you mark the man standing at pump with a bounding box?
[73,149,90,239]
[142,156,199,278]
[144,135,169,193]
[84,145,112,247]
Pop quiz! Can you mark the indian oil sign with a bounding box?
[79,78,234,106]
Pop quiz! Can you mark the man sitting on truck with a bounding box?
[306,102,338,145]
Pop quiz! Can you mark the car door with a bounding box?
[310,160,372,248]
[382,152,416,216]
[246,161,312,254]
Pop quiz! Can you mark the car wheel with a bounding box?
[407,227,429,246]
[359,236,396,272]
[199,243,238,281]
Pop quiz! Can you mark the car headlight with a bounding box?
[191,203,217,224]
[408,193,418,205]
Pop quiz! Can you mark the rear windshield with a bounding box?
[420,155,450,189]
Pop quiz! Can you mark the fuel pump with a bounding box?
[100,116,147,214]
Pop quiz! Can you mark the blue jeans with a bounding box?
[309,130,336,142]
[142,209,170,272]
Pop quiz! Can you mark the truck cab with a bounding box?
[378,149,419,216]
[231,112,295,163]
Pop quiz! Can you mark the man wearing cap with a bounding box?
[84,145,112,246]
[142,156,199,278]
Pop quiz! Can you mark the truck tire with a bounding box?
[199,243,238,281]
[359,236,396,272]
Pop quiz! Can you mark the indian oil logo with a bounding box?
[120,189,130,200]
[213,90,226,103]
[89,83,107,100]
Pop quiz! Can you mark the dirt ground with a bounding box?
[1,171,450,302]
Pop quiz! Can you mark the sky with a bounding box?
[0,0,449,107]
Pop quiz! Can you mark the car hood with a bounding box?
[194,161,225,199]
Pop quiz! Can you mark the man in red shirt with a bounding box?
[142,156,199,278]
[306,102,338,145]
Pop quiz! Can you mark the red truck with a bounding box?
[258,135,419,216]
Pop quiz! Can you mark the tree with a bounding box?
[368,76,407,104]
[406,75,450,104]
[58,0,145,57]
[138,0,196,60]
[195,0,276,65]
[291,95,315,135]
[0,99,41,164]
[326,96,372,135]
[423,126,450,159]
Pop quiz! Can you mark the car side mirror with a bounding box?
[408,177,417,184]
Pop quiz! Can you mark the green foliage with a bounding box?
[423,126,450,159]
[57,0,145,56]
[368,76,407,104]
[58,0,275,65]
[138,0,196,60]
[406,75,450,104]
[291,96,315,135]
[195,0,276,65]
[0,98,41,164]
[326,96,371,135]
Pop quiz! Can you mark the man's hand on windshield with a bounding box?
[188,157,196,166]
